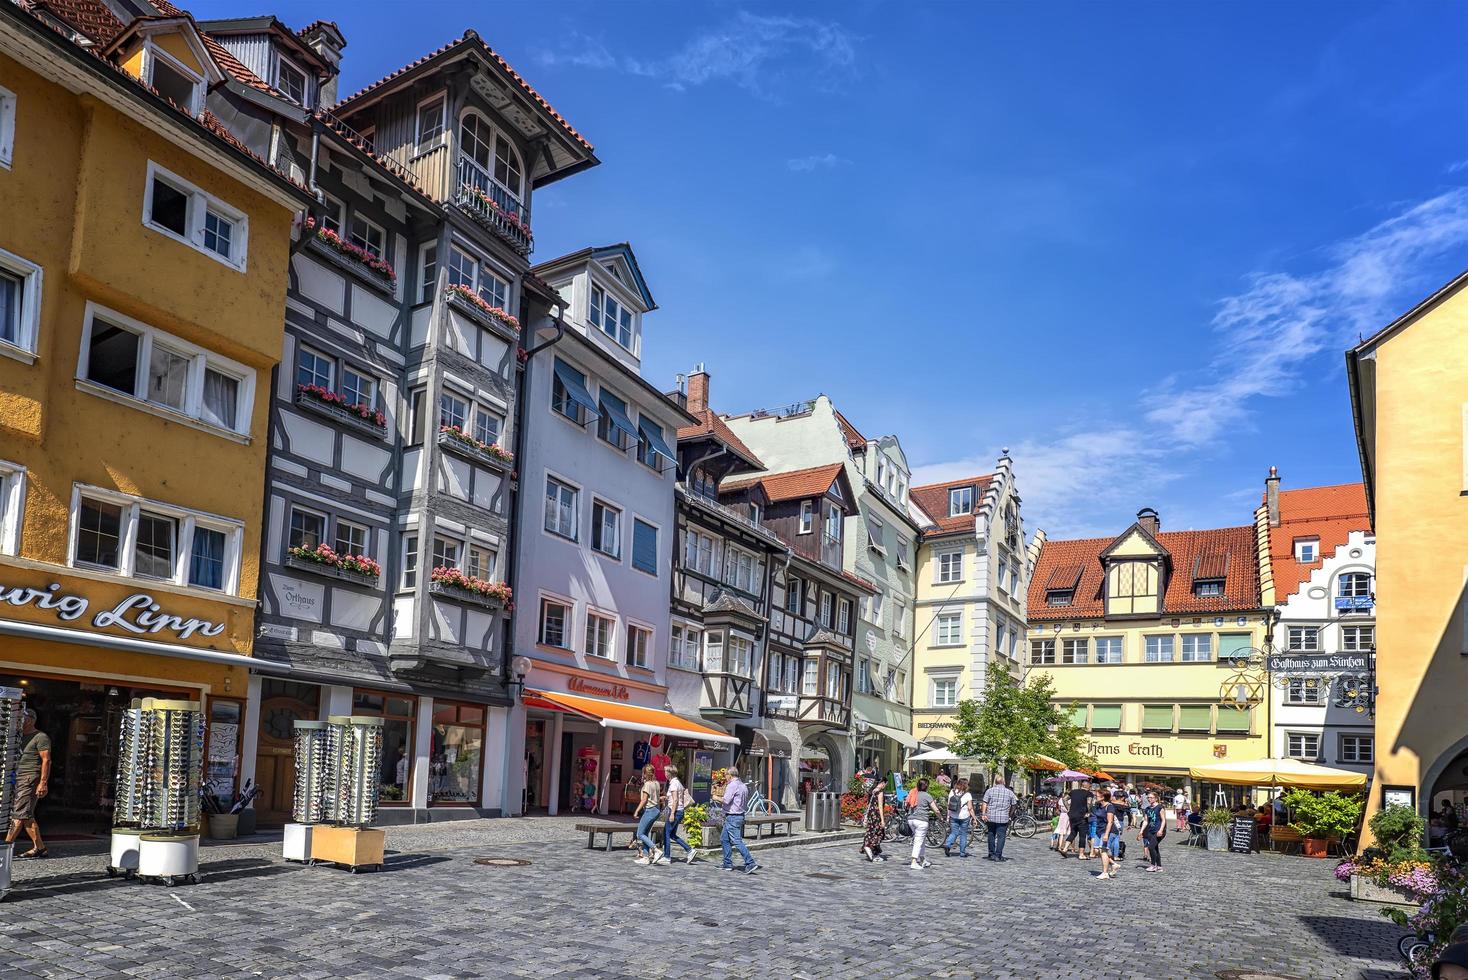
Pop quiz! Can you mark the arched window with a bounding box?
[458,111,524,210]
[1338,572,1371,598]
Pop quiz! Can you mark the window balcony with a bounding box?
[293,385,387,440]
[699,671,754,718]
[437,426,513,473]
[454,159,533,256]
[798,694,850,731]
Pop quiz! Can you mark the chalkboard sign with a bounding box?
[1229,816,1257,854]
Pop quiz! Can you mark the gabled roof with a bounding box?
[195,15,333,72]
[1098,522,1170,561]
[1027,524,1262,621]
[31,0,125,44]
[1269,483,1370,603]
[834,409,866,451]
[532,243,656,311]
[911,474,994,536]
[722,462,850,506]
[676,410,765,471]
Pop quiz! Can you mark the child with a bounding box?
[1053,808,1071,854]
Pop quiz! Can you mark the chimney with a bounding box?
[686,363,710,415]
[1266,466,1281,528]
[1137,507,1160,537]
[300,21,347,109]
[667,374,687,410]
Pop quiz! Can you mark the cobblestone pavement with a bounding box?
[1,824,1408,979]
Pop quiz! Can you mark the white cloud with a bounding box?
[1447,159,1468,174]
[913,188,1468,538]
[787,153,850,173]
[535,33,618,70]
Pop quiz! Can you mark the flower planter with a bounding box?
[437,428,512,471]
[445,289,520,341]
[429,579,506,611]
[1205,826,1227,851]
[306,233,396,294]
[1349,874,1421,906]
[283,553,379,586]
[1302,837,1330,858]
[453,186,533,256]
[294,387,388,439]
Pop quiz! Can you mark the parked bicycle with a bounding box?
[746,781,780,816]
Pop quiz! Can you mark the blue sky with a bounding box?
[194,0,1468,537]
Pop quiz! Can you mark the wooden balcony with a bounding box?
[454,159,533,256]
[798,694,850,731]
[699,672,753,718]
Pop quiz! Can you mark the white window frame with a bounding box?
[78,302,254,437]
[837,598,851,634]
[1094,636,1123,664]
[68,484,242,594]
[347,212,386,261]
[318,194,345,235]
[141,40,204,116]
[798,500,814,534]
[931,674,960,709]
[936,549,963,584]
[949,485,973,516]
[1286,732,1321,761]
[1180,633,1213,662]
[1341,624,1374,651]
[0,84,15,169]
[1339,733,1374,764]
[626,621,653,670]
[591,497,623,561]
[543,473,580,542]
[588,281,638,353]
[1287,626,1320,652]
[669,622,701,672]
[538,593,573,649]
[0,460,25,555]
[400,532,419,591]
[935,611,963,646]
[274,51,311,107]
[1286,677,1325,705]
[1293,537,1318,563]
[0,246,43,361]
[142,162,248,271]
[416,93,448,151]
[584,609,617,661]
[418,240,438,304]
[1144,634,1175,663]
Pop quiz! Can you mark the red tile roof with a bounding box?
[834,409,865,451]
[722,463,846,503]
[1268,483,1370,602]
[334,30,593,154]
[1027,524,1262,621]
[676,410,765,469]
[33,0,124,44]
[911,474,994,536]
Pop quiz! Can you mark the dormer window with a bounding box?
[949,485,973,516]
[145,47,203,115]
[1045,588,1074,607]
[416,95,446,149]
[824,503,843,542]
[275,53,309,107]
[1194,579,1224,597]
[459,112,523,211]
[1293,537,1318,562]
[799,500,814,534]
[590,285,635,350]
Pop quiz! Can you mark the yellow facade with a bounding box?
[1349,274,1468,832]
[0,27,302,732]
[911,542,967,746]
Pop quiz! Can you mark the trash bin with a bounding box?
[805,791,839,832]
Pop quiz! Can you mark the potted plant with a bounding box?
[1202,807,1232,850]
[1282,789,1363,857]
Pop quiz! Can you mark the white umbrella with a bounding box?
[910,747,979,763]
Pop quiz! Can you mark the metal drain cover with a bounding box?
[1216,972,1304,980]
[473,857,531,867]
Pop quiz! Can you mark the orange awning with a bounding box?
[525,689,739,745]
[1022,754,1066,771]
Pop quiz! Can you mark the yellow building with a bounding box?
[0,4,307,824]
[1348,270,1468,832]
[908,455,1028,749]
[1025,507,1275,792]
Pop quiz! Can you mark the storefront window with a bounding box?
[353,690,415,804]
[205,698,243,801]
[429,702,485,804]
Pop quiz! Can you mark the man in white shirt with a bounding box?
[1174,789,1188,831]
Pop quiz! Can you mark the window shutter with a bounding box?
[1217,633,1253,660]
[1090,704,1122,730]
[1142,705,1174,731]
[632,520,657,574]
[1216,706,1251,733]
[1067,705,1088,727]
[1178,705,1212,731]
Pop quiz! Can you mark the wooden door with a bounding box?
[255,696,315,826]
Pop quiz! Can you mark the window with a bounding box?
[892,601,905,638]
[724,547,760,593]
[683,529,716,576]
[704,632,724,672]
[936,550,963,583]
[1090,704,1122,731]
[824,503,842,542]
[803,658,819,695]
[1194,579,1223,597]
[438,391,468,432]
[819,591,833,627]
[0,84,15,169]
[0,247,42,355]
[1144,635,1175,663]
[585,613,615,659]
[727,635,752,677]
[1216,706,1251,734]
[334,520,369,558]
[0,463,27,555]
[1287,626,1320,651]
[933,677,958,708]
[288,506,325,551]
[1094,636,1122,664]
[1181,634,1212,662]
[72,488,239,591]
[401,534,418,589]
[466,545,495,580]
[997,562,1009,593]
[597,390,632,450]
[447,246,476,290]
[318,195,344,235]
[432,536,460,573]
[1062,638,1088,664]
[1045,588,1074,607]
[1341,625,1374,651]
[837,599,851,634]
[552,359,590,425]
[419,242,438,303]
[341,367,376,413]
[670,625,701,670]
[591,500,622,559]
[407,388,426,446]
[81,305,252,434]
[637,418,669,470]
[785,577,802,615]
[1178,705,1212,732]
[1218,633,1253,661]
[632,519,658,575]
[275,55,309,106]
[1287,733,1321,760]
[589,284,634,349]
[1286,677,1324,705]
[494,132,523,200]
[544,477,578,540]
[1340,734,1374,764]
[799,500,814,534]
[539,598,570,648]
[478,267,509,312]
[1293,538,1318,563]
[936,612,963,646]
[1339,572,1371,597]
[416,95,446,147]
[995,623,1008,659]
[144,45,202,114]
[348,214,384,260]
[296,346,333,390]
[1142,704,1174,732]
[626,625,651,669]
[1030,639,1056,665]
[143,163,248,270]
[868,592,885,626]
[948,485,973,516]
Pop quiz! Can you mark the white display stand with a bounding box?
[0,842,11,901]
[282,823,314,863]
[108,829,143,877]
[137,833,199,885]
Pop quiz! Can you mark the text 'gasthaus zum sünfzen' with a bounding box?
[0,582,226,639]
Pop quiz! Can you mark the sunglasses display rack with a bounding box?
[304,716,387,873]
[282,721,329,862]
[108,699,205,886]
[0,687,24,902]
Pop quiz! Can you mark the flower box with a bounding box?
[304,225,397,294]
[428,579,507,611]
[284,550,380,586]
[453,185,534,256]
[294,386,387,438]
[1349,874,1421,907]
[437,426,513,471]
[445,286,521,340]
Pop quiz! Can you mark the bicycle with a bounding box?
[1009,807,1040,839]
[746,782,780,816]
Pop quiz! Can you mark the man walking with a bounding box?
[980,774,1019,862]
[719,765,759,874]
[1065,781,1092,858]
[6,710,49,859]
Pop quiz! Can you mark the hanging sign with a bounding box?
[1265,653,1370,673]
[0,581,226,639]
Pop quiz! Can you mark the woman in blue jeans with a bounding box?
[662,764,695,864]
[942,778,973,857]
[633,764,663,866]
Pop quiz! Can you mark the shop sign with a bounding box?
[567,676,631,701]
[1265,653,1369,673]
[766,695,798,711]
[0,581,225,640]
[1086,740,1167,760]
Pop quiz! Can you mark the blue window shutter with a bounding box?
[633,520,657,574]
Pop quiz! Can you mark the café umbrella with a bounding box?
[1187,757,1368,791]
[1043,769,1093,783]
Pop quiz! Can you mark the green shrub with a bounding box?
[683,802,710,848]
[1202,808,1234,828]
[1370,804,1429,862]
[1283,789,1363,839]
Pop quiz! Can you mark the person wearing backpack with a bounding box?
[1138,790,1166,872]
[942,778,973,858]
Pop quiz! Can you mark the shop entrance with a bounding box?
[253,679,321,826]
[0,671,196,835]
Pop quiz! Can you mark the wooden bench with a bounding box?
[703,814,800,841]
[1269,825,1303,855]
[575,820,664,852]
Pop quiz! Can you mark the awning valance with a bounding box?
[739,726,793,759]
[865,722,920,749]
[1189,757,1368,791]
[637,418,676,469]
[552,359,600,422]
[525,689,739,744]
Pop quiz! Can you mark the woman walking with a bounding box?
[861,773,888,862]
[632,764,664,866]
[907,777,942,870]
[943,778,973,858]
[662,764,695,864]
[1139,790,1166,872]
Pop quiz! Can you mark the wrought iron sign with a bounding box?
[1264,649,1376,717]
